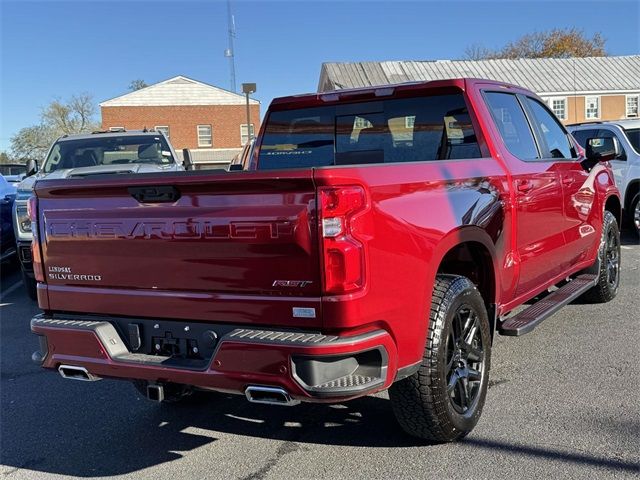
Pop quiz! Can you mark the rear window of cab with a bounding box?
[257,93,482,170]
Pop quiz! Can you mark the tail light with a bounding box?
[319,186,368,294]
[27,196,44,282]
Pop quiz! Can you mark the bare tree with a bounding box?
[464,44,495,61]
[0,151,13,165]
[465,28,606,60]
[129,79,148,91]
[9,125,58,161]
[10,94,98,160]
[41,93,97,135]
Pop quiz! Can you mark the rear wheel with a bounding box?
[389,275,491,442]
[581,210,620,303]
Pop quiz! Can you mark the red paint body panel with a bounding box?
[31,78,619,399]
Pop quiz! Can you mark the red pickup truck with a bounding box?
[30,79,621,442]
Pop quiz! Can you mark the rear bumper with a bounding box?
[31,315,399,402]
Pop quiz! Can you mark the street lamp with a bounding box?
[241,82,256,144]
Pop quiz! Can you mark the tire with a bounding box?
[389,275,491,443]
[631,193,640,238]
[132,380,194,404]
[22,270,37,301]
[581,210,621,303]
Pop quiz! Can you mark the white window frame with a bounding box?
[549,97,567,121]
[240,123,255,146]
[585,96,600,120]
[197,125,212,147]
[625,94,639,118]
[155,125,170,139]
[109,126,125,132]
[404,116,416,129]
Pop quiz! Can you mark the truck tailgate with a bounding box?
[35,170,322,327]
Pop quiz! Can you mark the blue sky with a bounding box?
[1,0,639,151]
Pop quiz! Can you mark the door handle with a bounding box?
[517,181,533,193]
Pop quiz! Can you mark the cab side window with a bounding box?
[525,97,577,159]
[485,92,539,160]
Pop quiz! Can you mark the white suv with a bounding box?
[569,120,640,236]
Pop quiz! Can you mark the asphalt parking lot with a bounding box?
[1,233,639,480]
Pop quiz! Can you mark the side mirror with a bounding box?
[585,137,618,163]
[182,149,194,171]
[25,159,38,177]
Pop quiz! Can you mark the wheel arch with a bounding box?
[604,194,622,227]
[431,227,499,337]
[624,180,639,213]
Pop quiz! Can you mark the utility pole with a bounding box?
[242,83,256,143]
[224,0,237,92]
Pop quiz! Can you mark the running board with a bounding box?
[499,274,597,336]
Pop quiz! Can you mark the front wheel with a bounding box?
[581,210,620,303]
[631,193,640,237]
[389,275,491,443]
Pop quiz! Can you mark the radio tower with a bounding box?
[224,0,237,92]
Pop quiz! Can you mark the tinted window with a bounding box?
[257,93,481,170]
[624,128,640,154]
[525,98,576,159]
[571,129,599,148]
[43,135,175,173]
[485,92,539,160]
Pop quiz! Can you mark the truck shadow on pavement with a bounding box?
[2,379,639,477]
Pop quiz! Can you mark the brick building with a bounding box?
[100,76,260,165]
[318,56,640,125]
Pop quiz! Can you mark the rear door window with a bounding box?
[524,97,577,159]
[484,92,539,160]
[257,93,482,170]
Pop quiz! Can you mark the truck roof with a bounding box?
[269,78,531,109]
[55,130,166,143]
[568,119,640,130]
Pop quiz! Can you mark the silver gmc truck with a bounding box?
[13,129,184,299]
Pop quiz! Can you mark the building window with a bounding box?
[585,96,600,119]
[550,97,567,120]
[240,124,255,146]
[626,95,639,118]
[155,126,170,138]
[197,125,212,147]
[405,116,416,129]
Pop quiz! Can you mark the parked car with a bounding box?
[13,129,183,300]
[0,164,27,185]
[30,79,620,443]
[568,120,640,235]
[228,138,255,171]
[0,174,17,262]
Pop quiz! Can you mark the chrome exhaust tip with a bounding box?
[58,365,101,382]
[147,384,164,402]
[245,386,299,406]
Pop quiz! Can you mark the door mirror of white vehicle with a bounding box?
[585,137,618,163]
[25,159,38,177]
